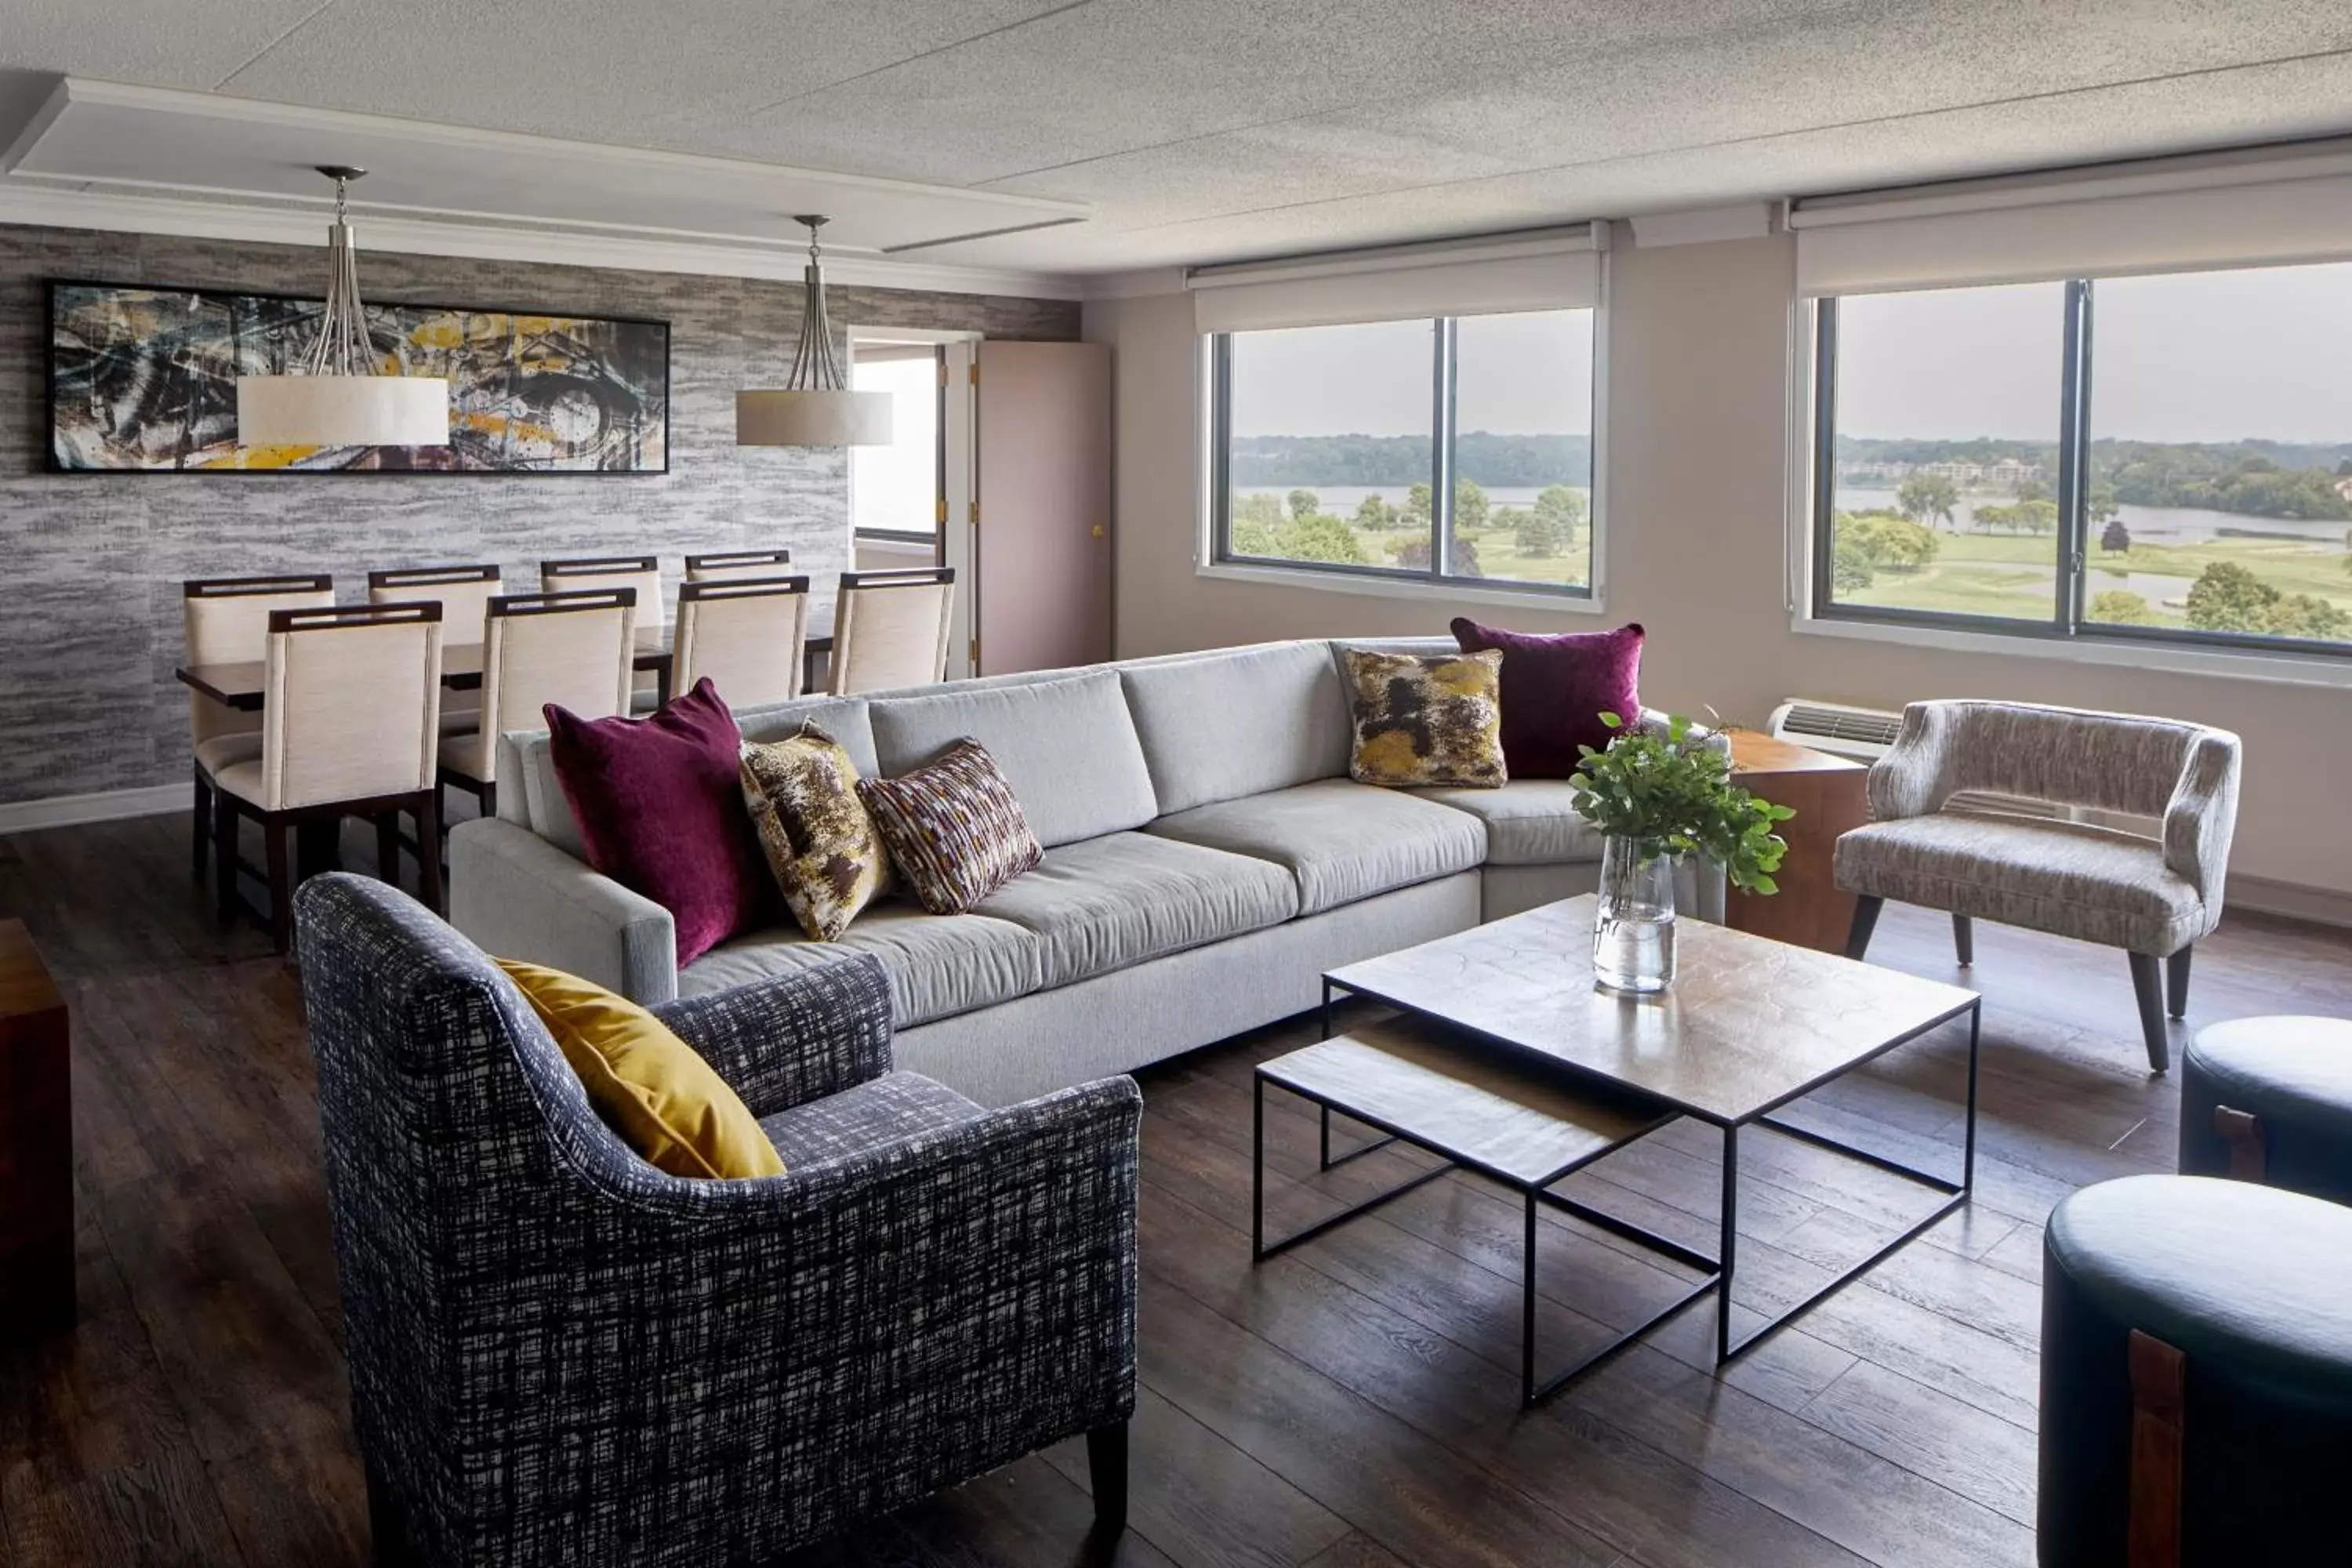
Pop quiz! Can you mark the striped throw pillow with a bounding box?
[856,738,1044,914]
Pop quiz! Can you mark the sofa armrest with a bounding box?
[1864,701,1958,822]
[649,953,894,1117]
[2162,729,2243,907]
[447,818,680,1004]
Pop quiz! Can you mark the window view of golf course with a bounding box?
[1828,266,2352,648]
[1223,310,1595,590]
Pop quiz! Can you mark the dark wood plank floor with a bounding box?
[3,813,2350,1566]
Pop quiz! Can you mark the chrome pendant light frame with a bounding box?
[736,216,895,448]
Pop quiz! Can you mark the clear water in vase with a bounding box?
[1594,836,1678,993]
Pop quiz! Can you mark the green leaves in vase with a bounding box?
[1566,713,1796,895]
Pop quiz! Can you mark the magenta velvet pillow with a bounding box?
[543,677,774,968]
[1449,617,1645,779]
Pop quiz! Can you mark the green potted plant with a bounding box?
[1567,713,1794,993]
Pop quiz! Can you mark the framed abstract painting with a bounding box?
[46,279,670,474]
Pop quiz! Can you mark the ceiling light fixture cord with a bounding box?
[786,216,848,392]
[303,168,379,378]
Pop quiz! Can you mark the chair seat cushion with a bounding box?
[757,1070,983,1167]
[210,758,269,806]
[1835,810,2207,953]
[1146,779,1486,916]
[678,902,1042,1026]
[973,831,1301,988]
[1414,780,1602,866]
[194,732,263,775]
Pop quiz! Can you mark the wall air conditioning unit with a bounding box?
[1768,699,2080,822]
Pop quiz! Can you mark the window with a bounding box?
[1813,262,2352,655]
[850,346,942,543]
[1214,308,1597,595]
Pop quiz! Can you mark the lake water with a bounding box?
[1237,484,1585,514]
[1835,487,2352,549]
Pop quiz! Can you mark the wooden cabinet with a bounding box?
[1722,731,1871,955]
[0,918,72,1338]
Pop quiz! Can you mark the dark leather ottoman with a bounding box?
[2041,1174,2352,1566]
[2177,1015,2352,1204]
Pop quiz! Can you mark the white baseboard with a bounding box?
[0,783,186,834]
[2227,874,2352,932]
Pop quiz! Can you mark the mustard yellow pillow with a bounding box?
[496,960,785,1179]
[1339,648,1507,788]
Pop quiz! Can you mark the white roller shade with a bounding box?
[1794,144,2352,296]
[1190,226,1603,333]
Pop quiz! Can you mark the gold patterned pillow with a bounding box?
[1340,648,1508,789]
[739,724,891,942]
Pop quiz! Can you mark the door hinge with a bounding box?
[969,500,980,526]
[937,361,949,387]
[968,637,981,667]
[969,363,980,386]
[935,497,949,525]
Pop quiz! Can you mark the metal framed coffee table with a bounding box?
[1252,894,1981,1403]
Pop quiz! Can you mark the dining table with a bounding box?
[176,608,836,714]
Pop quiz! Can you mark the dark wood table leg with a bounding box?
[0,920,74,1339]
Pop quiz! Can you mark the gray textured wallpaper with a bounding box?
[0,220,1076,805]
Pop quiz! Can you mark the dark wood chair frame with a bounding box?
[684,549,793,577]
[214,602,445,953]
[439,587,640,824]
[677,576,814,700]
[367,563,503,598]
[541,554,659,583]
[185,573,335,889]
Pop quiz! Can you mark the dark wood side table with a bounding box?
[1724,731,1871,954]
[0,918,73,1338]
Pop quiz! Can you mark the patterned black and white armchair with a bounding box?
[293,873,1140,1566]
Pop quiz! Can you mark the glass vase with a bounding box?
[1594,835,1677,994]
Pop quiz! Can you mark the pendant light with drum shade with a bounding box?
[235,166,450,449]
[736,216,894,448]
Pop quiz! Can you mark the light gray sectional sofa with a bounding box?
[448,637,1717,1106]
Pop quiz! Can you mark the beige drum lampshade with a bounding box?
[238,373,452,448]
[735,388,893,448]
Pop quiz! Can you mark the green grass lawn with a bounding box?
[1840,528,2352,637]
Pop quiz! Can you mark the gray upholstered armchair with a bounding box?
[292,873,1140,1566]
[1834,700,2241,1073]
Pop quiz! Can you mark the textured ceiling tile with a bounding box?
[0,0,326,89]
[217,0,1069,143]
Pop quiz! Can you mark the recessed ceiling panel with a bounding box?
[4,80,1088,254]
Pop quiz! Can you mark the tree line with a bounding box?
[1837,435,2352,522]
[1228,432,1592,488]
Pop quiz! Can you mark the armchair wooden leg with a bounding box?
[264,821,294,955]
[366,1457,416,1566]
[1844,896,1884,962]
[2165,946,2193,1021]
[192,767,212,884]
[1086,1420,1129,1535]
[2129,953,2170,1074]
[1951,913,1973,967]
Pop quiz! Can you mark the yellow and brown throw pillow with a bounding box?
[856,737,1044,914]
[739,724,891,942]
[1340,648,1508,789]
[497,959,785,1179]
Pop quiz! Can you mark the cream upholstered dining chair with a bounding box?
[370,564,503,733]
[686,548,793,583]
[827,567,955,695]
[1835,699,2242,1073]
[673,575,810,708]
[210,602,443,952]
[438,588,637,822]
[544,555,662,707]
[184,573,336,886]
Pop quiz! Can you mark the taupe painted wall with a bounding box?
[0,220,1076,806]
[1086,236,2352,906]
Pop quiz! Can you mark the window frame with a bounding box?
[1808,270,2352,663]
[1206,312,1600,601]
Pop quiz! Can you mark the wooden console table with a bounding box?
[1724,731,1871,954]
[0,918,73,1338]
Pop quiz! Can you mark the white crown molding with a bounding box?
[0,180,1086,299]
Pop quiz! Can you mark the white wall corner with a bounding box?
[1629,202,1777,249]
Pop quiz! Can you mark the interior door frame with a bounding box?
[848,325,980,680]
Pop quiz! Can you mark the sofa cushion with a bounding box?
[756,1071,982,1167]
[739,724,892,941]
[974,831,1301,988]
[1835,810,2208,954]
[504,694,877,861]
[1416,781,1604,866]
[1119,642,1352,814]
[679,902,1043,1026]
[1146,779,1487,916]
[1450,617,1644,779]
[1339,648,1508,789]
[859,739,1044,915]
[869,670,1158,848]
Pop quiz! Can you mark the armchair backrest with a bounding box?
[1874,699,2238,822]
